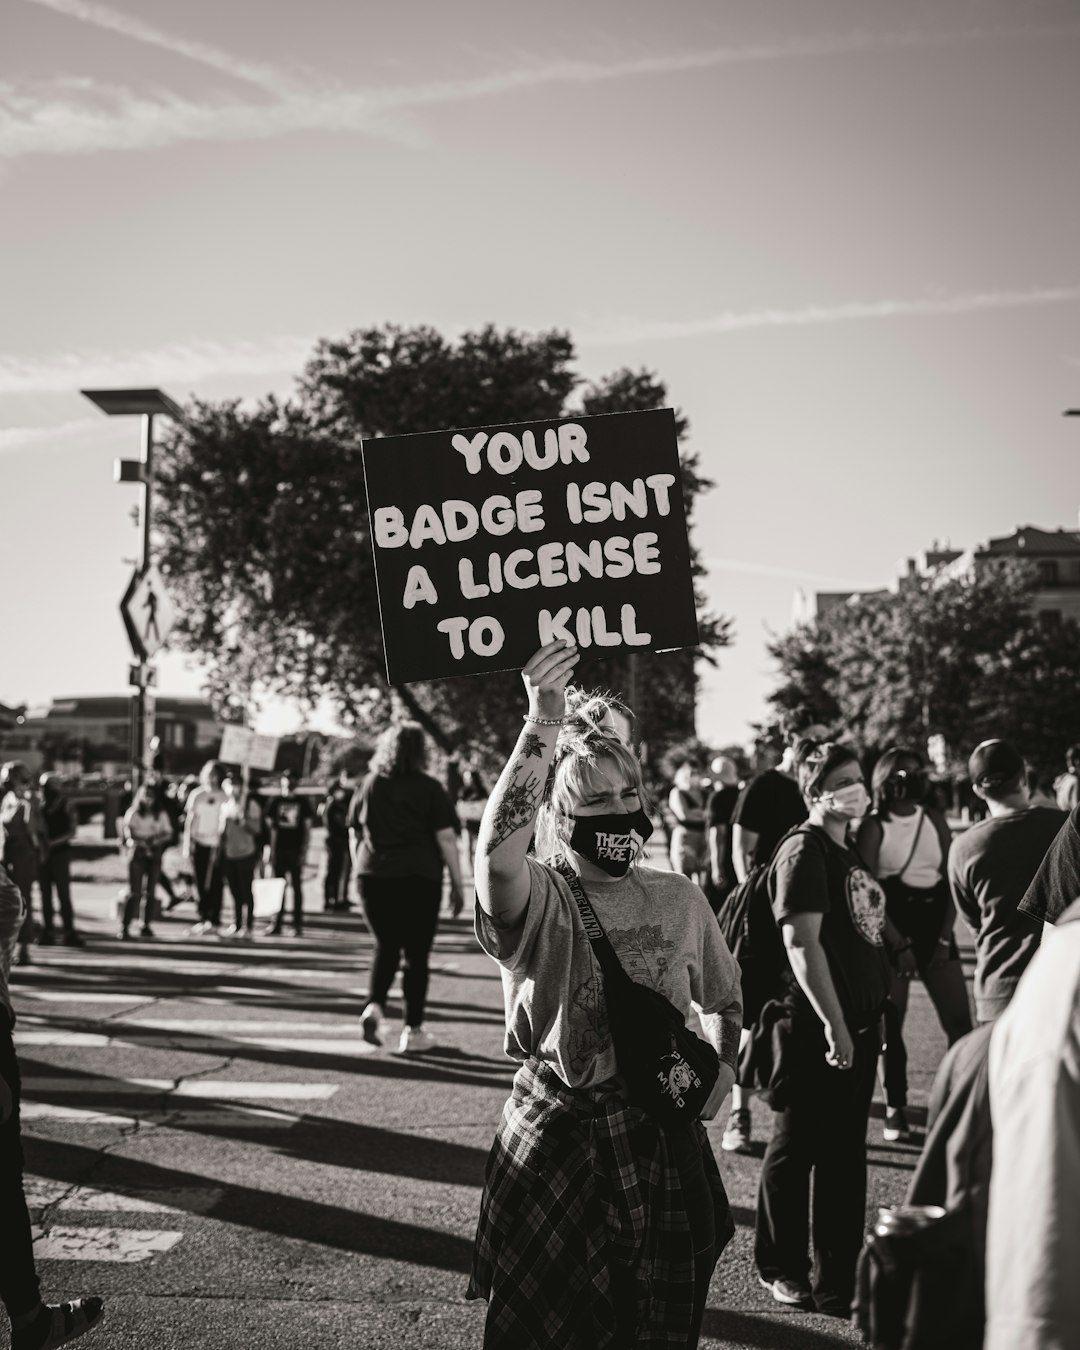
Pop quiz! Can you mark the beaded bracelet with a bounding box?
[523,714,565,727]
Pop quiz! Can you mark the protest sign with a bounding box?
[219,726,281,772]
[362,408,699,684]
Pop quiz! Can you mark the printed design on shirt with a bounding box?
[593,827,647,867]
[567,972,611,1075]
[276,802,301,830]
[847,868,886,946]
[606,922,677,985]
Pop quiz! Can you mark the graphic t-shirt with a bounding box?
[1019,806,1080,929]
[770,826,891,1021]
[265,794,312,853]
[475,858,742,1088]
[731,769,808,867]
[949,806,1066,1020]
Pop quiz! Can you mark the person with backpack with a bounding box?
[855,747,972,1144]
[722,711,828,1153]
[754,739,892,1316]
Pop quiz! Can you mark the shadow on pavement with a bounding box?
[25,1136,479,1274]
[19,1058,497,1185]
[701,1306,855,1347]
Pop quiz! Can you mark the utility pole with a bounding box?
[83,388,183,791]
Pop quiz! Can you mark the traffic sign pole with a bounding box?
[133,413,155,788]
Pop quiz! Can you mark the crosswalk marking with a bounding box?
[33,1226,184,1262]
[118,1019,357,1032]
[17,991,153,1003]
[21,1078,340,1099]
[26,1178,223,1213]
[22,1101,304,1128]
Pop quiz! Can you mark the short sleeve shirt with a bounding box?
[1018,806,1080,928]
[475,857,742,1088]
[731,770,808,866]
[348,771,458,881]
[949,807,1066,1019]
[770,826,891,1021]
[265,794,313,852]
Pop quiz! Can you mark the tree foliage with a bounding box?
[154,324,728,776]
[766,560,1080,772]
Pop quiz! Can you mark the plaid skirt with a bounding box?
[468,1058,734,1348]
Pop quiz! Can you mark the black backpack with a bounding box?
[716,825,823,999]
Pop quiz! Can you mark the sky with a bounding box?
[2,0,1079,748]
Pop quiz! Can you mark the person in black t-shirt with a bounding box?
[319,772,353,912]
[349,723,464,1055]
[263,771,312,936]
[723,713,828,1154]
[754,739,891,1316]
[704,756,740,915]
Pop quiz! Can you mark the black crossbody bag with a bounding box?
[557,863,719,1125]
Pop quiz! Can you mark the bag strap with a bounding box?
[555,862,630,986]
[894,808,926,883]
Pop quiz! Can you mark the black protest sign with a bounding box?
[362,408,699,684]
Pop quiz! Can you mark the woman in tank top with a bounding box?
[855,747,972,1143]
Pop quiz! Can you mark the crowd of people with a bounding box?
[2,688,1080,1348]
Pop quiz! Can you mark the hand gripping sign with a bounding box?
[362,408,699,683]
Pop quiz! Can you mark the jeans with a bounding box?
[755,1012,879,1308]
[323,834,351,907]
[123,850,160,929]
[224,854,256,930]
[192,842,224,926]
[39,846,76,935]
[271,850,304,931]
[359,875,441,1027]
[0,1020,41,1319]
[5,852,36,949]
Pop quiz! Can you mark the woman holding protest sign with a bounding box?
[467,639,742,1349]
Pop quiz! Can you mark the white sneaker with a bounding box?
[221,924,240,939]
[398,1025,436,1055]
[359,1003,385,1046]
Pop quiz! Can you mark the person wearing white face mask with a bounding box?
[754,739,892,1317]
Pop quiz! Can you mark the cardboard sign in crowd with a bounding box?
[362,408,699,684]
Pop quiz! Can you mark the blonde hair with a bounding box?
[533,687,649,867]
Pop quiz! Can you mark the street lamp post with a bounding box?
[81,387,183,791]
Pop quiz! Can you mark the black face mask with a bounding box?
[570,810,654,877]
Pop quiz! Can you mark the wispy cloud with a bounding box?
[703,555,866,589]
[20,0,307,93]
[0,335,315,397]
[582,285,1080,345]
[0,417,102,452]
[2,18,1078,160]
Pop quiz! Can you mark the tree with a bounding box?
[766,561,1080,771]
[155,325,728,777]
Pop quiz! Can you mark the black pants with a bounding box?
[0,1020,41,1320]
[755,1014,878,1309]
[272,850,304,931]
[123,850,159,929]
[39,846,76,935]
[225,855,256,930]
[192,842,224,926]
[323,834,351,907]
[359,875,441,1027]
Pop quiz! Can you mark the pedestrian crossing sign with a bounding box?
[120,564,176,660]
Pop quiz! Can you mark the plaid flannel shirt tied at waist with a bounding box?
[468,1057,733,1349]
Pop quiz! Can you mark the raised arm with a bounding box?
[475,640,579,932]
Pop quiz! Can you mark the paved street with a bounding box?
[10,862,960,1350]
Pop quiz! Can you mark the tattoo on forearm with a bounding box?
[520,732,545,759]
[718,1015,742,1070]
[484,763,543,855]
